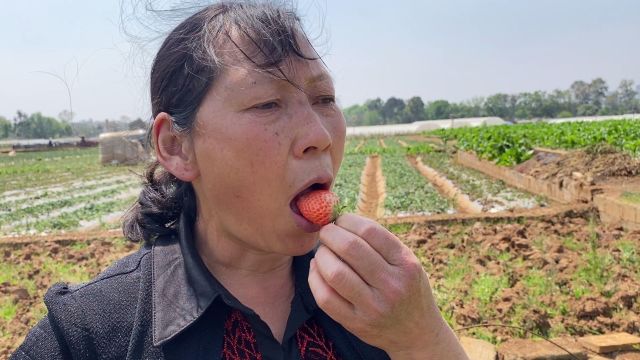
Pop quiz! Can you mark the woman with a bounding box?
[12,2,468,359]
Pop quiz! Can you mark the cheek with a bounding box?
[194,122,291,193]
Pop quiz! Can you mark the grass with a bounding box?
[387,222,413,235]
[616,240,638,269]
[471,274,510,307]
[0,298,17,322]
[0,148,142,193]
[621,191,640,204]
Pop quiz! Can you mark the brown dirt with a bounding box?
[1,209,638,356]
[402,212,640,344]
[398,140,409,148]
[409,156,483,214]
[381,204,593,226]
[515,149,640,184]
[0,238,138,358]
[378,138,387,149]
[356,155,386,219]
[0,229,123,247]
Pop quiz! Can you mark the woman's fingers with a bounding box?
[313,245,374,304]
[307,258,355,321]
[334,213,411,266]
[318,223,389,288]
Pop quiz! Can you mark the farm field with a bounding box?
[1,117,640,357]
[0,148,142,237]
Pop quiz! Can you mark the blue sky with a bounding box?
[1,0,639,121]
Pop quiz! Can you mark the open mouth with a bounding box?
[290,182,331,216]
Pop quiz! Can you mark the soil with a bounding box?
[1,209,637,356]
[515,148,640,184]
[0,238,138,358]
[403,211,640,344]
[408,156,482,214]
[356,155,386,219]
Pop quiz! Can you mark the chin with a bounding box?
[285,233,319,256]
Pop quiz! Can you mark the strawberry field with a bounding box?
[1,118,640,358]
[0,148,142,236]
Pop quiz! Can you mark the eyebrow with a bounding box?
[303,73,332,87]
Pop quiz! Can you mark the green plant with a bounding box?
[430,119,640,165]
[471,274,509,306]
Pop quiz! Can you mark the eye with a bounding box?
[316,96,336,105]
[253,101,279,111]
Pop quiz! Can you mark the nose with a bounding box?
[293,102,333,158]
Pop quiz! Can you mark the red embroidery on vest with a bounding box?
[221,310,263,360]
[296,318,341,360]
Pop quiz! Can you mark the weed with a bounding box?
[574,249,613,291]
[0,298,17,322]
[471,274,509,306]
[621,192,640,204]
[561,235,583,252]
[387,223,413,235]
[616,240,638,269]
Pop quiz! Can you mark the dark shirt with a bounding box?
[11,212,390,360]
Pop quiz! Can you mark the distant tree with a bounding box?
[403,96,425,122]
[0,116,11,139]
[425,100,451,120]
[570,80,591,105]
[129,118,147,130]
[549,89,574,116]
[382,97,405,124]
[588,78,608,110]
[484,94,515,120]
[362,110,384,126]
[617,79,639,113]
[449,97,484,118]
[577,104,598,116]
[14,112,72,139]
[365,98,383,113]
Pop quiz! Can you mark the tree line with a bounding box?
[343,78,640,126]
[0,112,147,140]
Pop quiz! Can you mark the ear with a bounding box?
[152,112,200,182]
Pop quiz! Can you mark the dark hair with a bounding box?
[123,1,321,243]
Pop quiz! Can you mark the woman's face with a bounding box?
[189,49,346,256]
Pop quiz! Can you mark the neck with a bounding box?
[194,217,295,306]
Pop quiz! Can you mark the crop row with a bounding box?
[0,175,137,212]
[11,194,138,234]
[430,119,640,166]
[419,152,545,212]
[332,154,366,213]
[0,148,142,193]
[0,182,139,229]
[382,154,453,216]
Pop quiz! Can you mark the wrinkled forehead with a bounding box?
[214,26,329,85]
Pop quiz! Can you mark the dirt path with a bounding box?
[356,155,386,219]
[354,139,365,152]
[409,156,483,214]
[378,138,387,149]
[381,204,593,226]
[0,229,124,247]
[398,139,409,148]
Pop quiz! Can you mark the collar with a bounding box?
[151,211,318,346]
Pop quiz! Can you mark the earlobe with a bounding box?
[152,112,200,182]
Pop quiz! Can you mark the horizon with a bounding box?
[1,1,639,121]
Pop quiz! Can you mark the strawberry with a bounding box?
[296,189,341,226]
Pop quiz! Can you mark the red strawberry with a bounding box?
[296,190,341,226]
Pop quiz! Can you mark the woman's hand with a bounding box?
[308,213,469,359]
